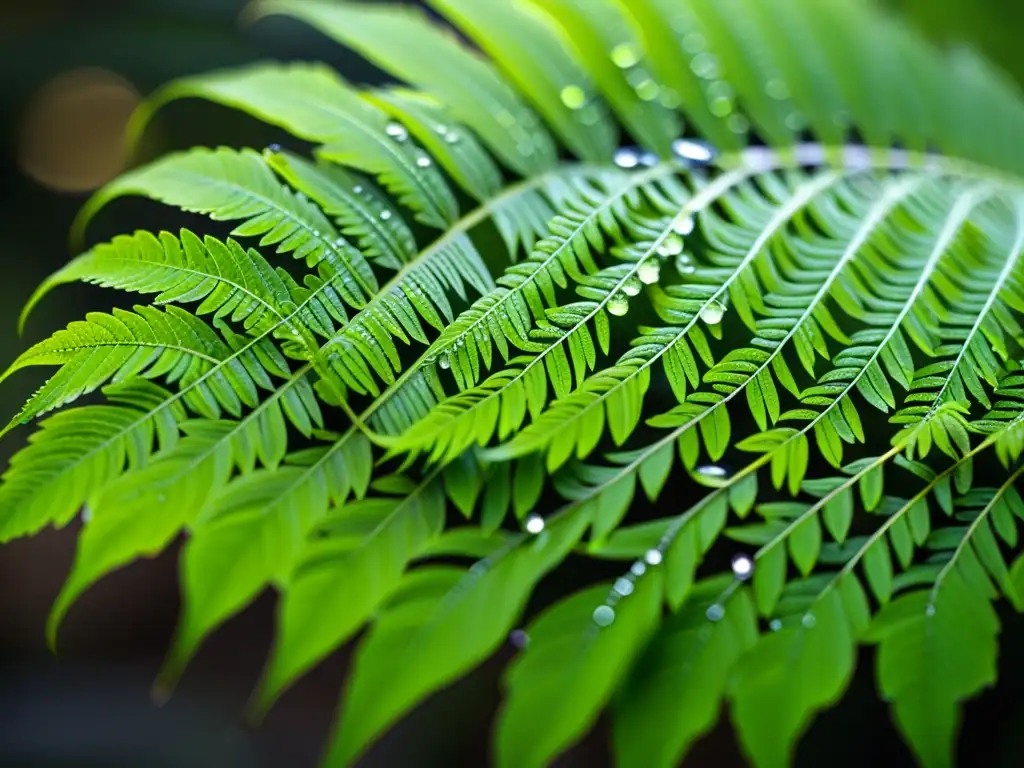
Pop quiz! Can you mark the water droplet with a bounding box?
[81,505,92,524]
[925,604,936,617]
[706,603,725,621]
[611,42,640,69]
[659,89,682,109]
[802,613,817,629]
[630,561,646,577]
[525,514,545,534]
[682,32,706,53]
[497,110,517,128]
[673,214,695,235]
[509,629,530,649]
[265,143,282,154]
[352,185,363,194]
[672,139,716,166]
[657,233,684,257]
[731,553,754,580]
[380,210,393,221]
[697,464,729,479]
[439,354,451,370]
[690,52,719,79]
[765,78,789,100]
[623,276,643,297]
[700,301,726,325]
[727,113,750,134]
[444,132,461,145]
[385,121,408,141]
[416,154,432,168]
[291,328,300,336]
[709,94,734,118]
[644,548,663,566]
[635,79,660,102]
[560,84,587,110]
[675,252,696,275]
[770,618,783,631]
[614,577,635,596]
[638,151,659,167]
[607,292,630,316]
[613,147,640,169]
[638,259,661,285]
[785,112,806,132]
[593,605,616,627]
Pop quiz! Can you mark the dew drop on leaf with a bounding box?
[766,77,790,100]
[444,132,461,145]
[659,88,682,109]
[353,185,363,194]
[926,604,936,617]
[673,214,696,235]
[439,354,451,370]
[264,143,281,155]
[385,121,408,141]
[416,155,432,168]
[770,619,783,631]
[635,79,660,102]
[710,95,734,118]
[728,113,750,134]
[380,210,393,221]
[657,233,684,257]
[802,613,817,629]
[81,505,92,524]
[731,553,754,580]
[613,147,640,169]
[559,84,587,109]
[700,301,726,325]
[644,548,663,566]
[697,464,730,479]
[525,514,545,534]
[706,603,725,621]
[683,32,706,53]
[638,258,661,285]
[622,276,642,297]
[607,292,630,316]
[610,43,640,69]
[675,252,696,275]
[614,577,635,596]
[630,561,646,577]
[672,138,716,166]
[690,52,719,79]
[509,629,530,649]
[593,605,616,627]
[638,150,659,167]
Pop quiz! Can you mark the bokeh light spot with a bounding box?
[18,68,140,193]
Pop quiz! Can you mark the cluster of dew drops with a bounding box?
[603,135,729,326]
[507,464,787,647]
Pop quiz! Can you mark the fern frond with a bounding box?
[2,305,283,429]
[74,147,380,306]
[11,0,1024,765]
[427,0,618,163]
[0,380,186,542]
[367,88,506,203]
[133,65,459,227]
[24,229,297,334]
[263,149,416,269]
[253,0,559,175]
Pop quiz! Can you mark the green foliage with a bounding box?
[6,0,1024,765]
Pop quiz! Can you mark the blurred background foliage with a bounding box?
[1,1,1024,766]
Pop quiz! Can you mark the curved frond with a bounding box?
[133,65,459,227]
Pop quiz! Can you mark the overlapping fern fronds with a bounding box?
[5,0,1024,766]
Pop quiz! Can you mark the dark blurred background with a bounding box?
[2,1,1024,766]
